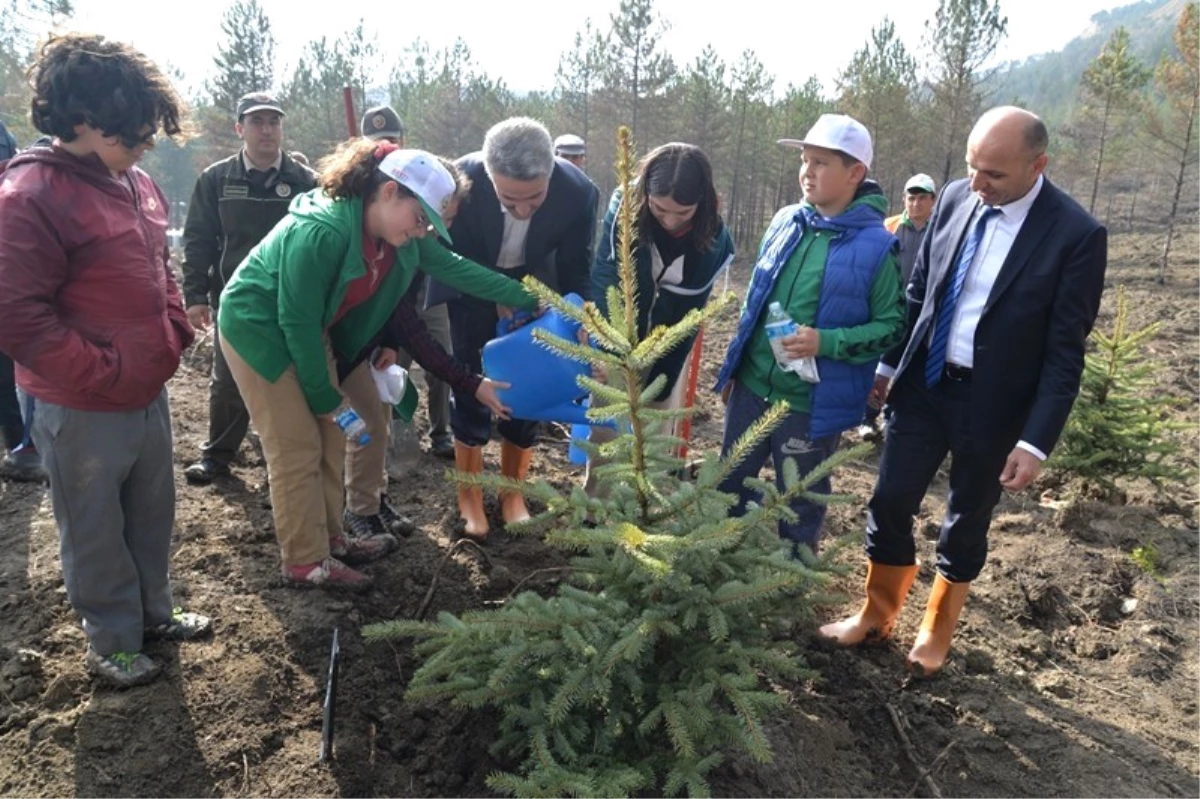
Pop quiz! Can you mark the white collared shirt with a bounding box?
[496,205,532,270]
[946,175,1043,369]
[242,149,282,174]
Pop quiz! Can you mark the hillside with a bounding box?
[992,0,1188,124]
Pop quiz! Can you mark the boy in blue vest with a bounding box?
[715,114,905,559]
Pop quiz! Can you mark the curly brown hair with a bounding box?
[29,33,189,146]
[317,138,473,204]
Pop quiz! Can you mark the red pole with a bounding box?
[677,326,705,461]
[342,86,357,137]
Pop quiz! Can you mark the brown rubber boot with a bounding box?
[454,442,488,540]
[499,439,533,526]
[907,573,971,677]
[818,561,920,645]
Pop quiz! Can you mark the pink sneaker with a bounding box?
[330,533,392,565]
[283,557,372,590]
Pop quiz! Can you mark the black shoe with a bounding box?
[343,508,400,552]
[184,457,231,485]
[1,448,47,483]
[430,437,455,460]
[378,494,417,537]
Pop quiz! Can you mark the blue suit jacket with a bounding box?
[425,154,599,307]
[885,176,1108,454]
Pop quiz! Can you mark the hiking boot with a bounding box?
[344,508,401,551]
[430,436,455,460]
[0,446,47,483]
[330,532,392,565]
[184,457,231,485]
[145,608,214,641]
[378,495,416,538]
[283,557,372,590]
[86,648,162,688]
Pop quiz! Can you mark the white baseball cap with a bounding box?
[904,173,937,194]
[377,149,456,242]
[778,113,873,169]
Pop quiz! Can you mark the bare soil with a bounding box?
[0,230,1196,798]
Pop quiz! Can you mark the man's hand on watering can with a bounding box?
[476,378,513,420]
[372,347,398,370]
[576,327,608,382]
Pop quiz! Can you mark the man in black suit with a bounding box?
[426,116,599,540]
[820,106,1108,676]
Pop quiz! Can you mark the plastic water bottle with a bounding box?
[764,301,820,383]
[333,402,371,445]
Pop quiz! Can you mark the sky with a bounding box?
[60,0,1132,99]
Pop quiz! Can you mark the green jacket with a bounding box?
[218,189,536,415]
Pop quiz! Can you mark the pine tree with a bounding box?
[836,18,920,209]
[922,0,1007,186]
[364,126,871,798]
[1049,286,1194,499]
[1143,1,1199,285]
[207,0,276,114]
[1077,27,1151,215]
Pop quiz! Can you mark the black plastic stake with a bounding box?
[319,627,341,763]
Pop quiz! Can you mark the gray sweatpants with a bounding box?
[31,390,176,656]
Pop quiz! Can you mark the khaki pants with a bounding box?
[583,346,694,497]
[222,337,354,567]
[341,363,391,516]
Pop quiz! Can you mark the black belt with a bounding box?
[943,363,972,382]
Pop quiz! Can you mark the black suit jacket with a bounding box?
[425,154,599,306]
[885,176,1107,455]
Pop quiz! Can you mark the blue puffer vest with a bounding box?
[716,197,895,440]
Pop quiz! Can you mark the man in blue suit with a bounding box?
[427,117,599,540]
[820,106,1108,676]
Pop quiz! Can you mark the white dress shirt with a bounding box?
[946,176,1043,369]
[496,206,532,270]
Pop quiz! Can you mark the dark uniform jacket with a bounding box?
[181,150,317,308]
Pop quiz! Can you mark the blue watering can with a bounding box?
[483,293,596,427]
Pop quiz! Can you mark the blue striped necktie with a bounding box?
[925,206,1000,387]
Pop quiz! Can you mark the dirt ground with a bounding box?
[0,230,1197,798]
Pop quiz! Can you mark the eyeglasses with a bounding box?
[413,203,430,230]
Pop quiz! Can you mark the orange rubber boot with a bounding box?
[818,561,919,645]
[907,573,971,677]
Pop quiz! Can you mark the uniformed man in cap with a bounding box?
[553,133,586,170]
[181,91,318,485]
[360,104,406,145]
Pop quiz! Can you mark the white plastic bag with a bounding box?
[370,363,410,404]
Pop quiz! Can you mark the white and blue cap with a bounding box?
[377,149,456,242]
[778,113,873,170]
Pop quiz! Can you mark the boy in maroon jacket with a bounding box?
[0,34,212,688]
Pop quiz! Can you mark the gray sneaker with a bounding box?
[85,648,162,688]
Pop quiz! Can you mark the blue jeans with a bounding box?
[718,381,841,557]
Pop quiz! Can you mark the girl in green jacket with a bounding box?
[218,141,536,590]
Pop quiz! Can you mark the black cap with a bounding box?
[236,92,284,120]
[361,105,406,141]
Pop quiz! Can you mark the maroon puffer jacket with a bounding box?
[0,144,194,411]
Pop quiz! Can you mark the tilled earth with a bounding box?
[0,230,1196,797]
